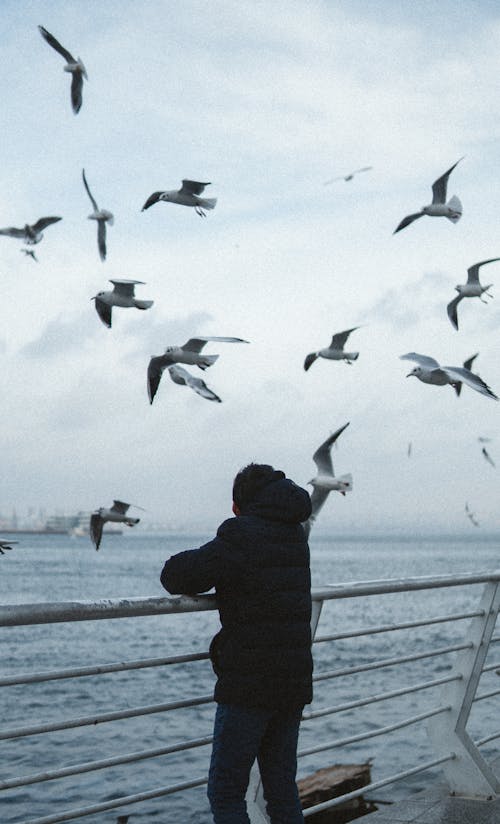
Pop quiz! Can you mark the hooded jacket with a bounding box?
[160,476,313,709]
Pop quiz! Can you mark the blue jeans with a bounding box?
[207,703,304,824]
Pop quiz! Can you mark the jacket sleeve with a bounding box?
[160,536,224,595]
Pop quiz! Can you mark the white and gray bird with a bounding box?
[401,352,498,400]
[324,166,372,184]
[465,502,480,528]
[82,169,114,261]
[394,158,463,234]
[304,328,360,371]
[38,25,87,114]
[0,539,17,556]
[90,501,142,551]
[0,216,62,245]
[147,336,248,404]
[92,280,153,328]
[303,422,352,539]
[481,446,496,468]
[447,257,500,330]
[168,365,222,403]
[142,180,217,217]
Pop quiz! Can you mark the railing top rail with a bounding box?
[0,571,498,626]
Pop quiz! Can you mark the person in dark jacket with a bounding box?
[160,463,313,823]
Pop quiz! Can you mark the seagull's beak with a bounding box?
[406,372,413,378]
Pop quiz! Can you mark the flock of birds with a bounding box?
[0,26,498,554]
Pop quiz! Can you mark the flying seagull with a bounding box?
[38,25,87,114]
[324,167,372,184]
[446,257,500,330]
[394,158,463,234]
[465,502,480,528]
[0,540,17,556]
[168,364,222,403]
[90,501,142,551]
[21,248,38,262]
[82,169,114,261]
[142,180,217,217]
[92,280,153,328]
[401,352,498,400]
[481,446,496,468]
[147,336,248,404]
[304,327,360,371]
[303,422,352,539]
[0,217,61,245]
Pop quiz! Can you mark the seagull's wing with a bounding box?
[71,71,83,114]
[400,353,440,368]
[111,280,140,297]
[141,192,164,211]
[442,367,498,400]
[180,180,210,196]
[393,212,424,233]
[467,257,500,284]
[0,226,25,238]
[111,501,130,514]
[38,26,75,62]
[31,216,62,231]
[90,513,104,550]
[431,158,462,204]
[94,298,112,328]
[181,335,247,352]
[148,356,169,403]
[312,422,350,474]
[97,220,107,261]
[168,364,188,386]
[482,447,496,467]
[447,294,463,330]
[304,352,318,371]
[329,328,359,350]
[463,353,478,372]
[82,169,99,211]
[309,487,330,522]
[186,373,222,402]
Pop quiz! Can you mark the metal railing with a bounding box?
[0,571,498,823]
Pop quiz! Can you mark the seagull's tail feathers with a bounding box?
[446,195,462,222]
[198,197,217,210]
[337,473,353,492]
[198,354,219,370]
[135,300,154,310]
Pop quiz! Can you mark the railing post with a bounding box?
[246,599,324,822]
[427,580,500,798]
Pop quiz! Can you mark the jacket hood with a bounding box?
[240,477,312,524]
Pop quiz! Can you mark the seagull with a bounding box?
[92,280,153,328]
[394,158,463,234]
[147,336,248,404]
[324,166,372,184]
[168,365,222,403]
[304,328,360,371]
[465,502,480,528]
[478,436,493,443]
[0,540,17,556]
[481,447,496,468]
[142,180,217,217]
[401,352,498,400]
[21,248,39,262]
[90,501,142,551]
[446,257,500,330]
[38,25,87,114]
[0,217,62,245]
[82,169,114,261]
[303,422,352,539]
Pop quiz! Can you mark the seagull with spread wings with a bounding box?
[304,327,360,371]
[82,169,114,261]
[38,25,87,114]
[394,158,463,234]
[303,422,352,538]
[92,280,153,328]
[401,352,498,400]
[0,216,61,245]
[0,540,17,556]
[324,166,372,184]
[90,501,142,551]
[147,336,248,404]
[142,180,217,217]
[446,257,499,330]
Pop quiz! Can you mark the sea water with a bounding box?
[0,531,498,823]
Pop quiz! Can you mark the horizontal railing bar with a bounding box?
[313,641,471,682]
[299,705,449,758]
[473,687,500,703]
[0,735,213,791]
[476,730,500,746]
[482,661,500,673]
[0,651,210,688]
[22,775,208,824]
[302,674,460,720]
[1,572,498,627]
[0,693,213,741]
[313,610,483,644]
[302,753,455,817]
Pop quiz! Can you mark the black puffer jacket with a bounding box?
[160,477,313,709]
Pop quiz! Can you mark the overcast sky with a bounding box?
[2,0,500,535]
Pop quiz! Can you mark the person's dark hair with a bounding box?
[232,463,285,508]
